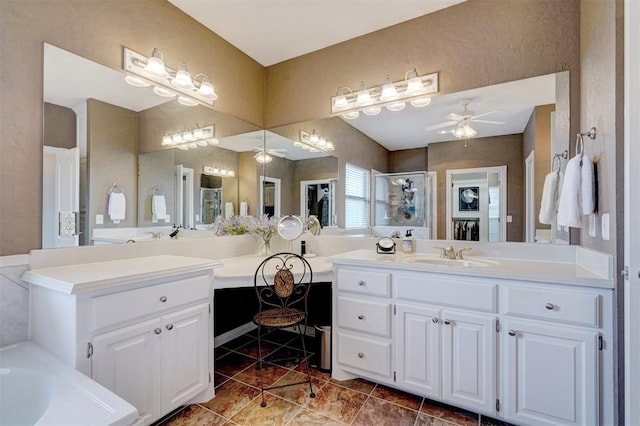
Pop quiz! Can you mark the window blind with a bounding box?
[345,163,370,229]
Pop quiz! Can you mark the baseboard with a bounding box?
[213,322,316,348]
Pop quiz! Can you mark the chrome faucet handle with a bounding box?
[456,247,472,260]
[444,245,456,259]
[433,246,447,258]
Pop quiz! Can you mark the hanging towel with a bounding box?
[581,155,595,215]
[557,153,595,228]
[240,201,248,217]
[152,194,168,223]
[539,170,562,224]
[225,201,234,219]
[108,192,126,224]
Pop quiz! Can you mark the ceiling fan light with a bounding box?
[153,86,176,97]
[144,48,169,78]
[355,82,372,105]
[254,152,272,163]
[363,106,381,116]
[342,111,360,120]
[125,75,151,87]
[410,97,432,108]
[171,64,196,91]
[386,102,406,112]
[454,123,477,139]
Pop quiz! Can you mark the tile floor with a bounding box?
[158,329,512,426]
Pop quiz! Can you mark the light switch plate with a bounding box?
[588,214,596,237]
[601,213,610,240]
[96,214,103,225]
[506,215,513,223]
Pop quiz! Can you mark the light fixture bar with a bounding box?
[298,130,335,153]
[203,165,235,177]
[162,124,217,150]
[331,71,438,118]
[123,47,216,107]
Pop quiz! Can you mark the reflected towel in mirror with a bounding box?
[108,192,126,224]
[152,194,168,223]
[225,201,234,219]
[539,170,562,224]
[240,201,248,217]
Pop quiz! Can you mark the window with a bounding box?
[345,163,370,229]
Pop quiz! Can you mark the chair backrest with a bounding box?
[254,252,313,315]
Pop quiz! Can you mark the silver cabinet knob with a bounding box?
[154,328,162,335]
[508,330,516,336]
[545,303,555,310]
[358,280,366,286]
[358,352,364,358]
[160,296,167,303]
[443,319,451,325]
[432,317,439,324]
[358,314,365,320]
[166,324,174,331]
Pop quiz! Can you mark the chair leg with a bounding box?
[296,324,315,399]
[257,324,267,407]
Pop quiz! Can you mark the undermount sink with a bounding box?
[403,255,496,268]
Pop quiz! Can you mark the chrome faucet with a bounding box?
[433,245,472,260]
[145,231,162,239]
[390,230,400,238]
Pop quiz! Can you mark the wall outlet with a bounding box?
[96,214,103,225]
[601,213,610,240]
[588,214,597,237]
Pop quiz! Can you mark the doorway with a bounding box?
[260,176,281,218]
[42,146,79,248]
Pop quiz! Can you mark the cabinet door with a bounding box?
[504,319,598,426]
[161,303,210,413]
[395,303,441,398]
[441,309,496,414]
[92,318,162,424]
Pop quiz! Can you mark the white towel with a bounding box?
[225,201,234,219]
[240,201,248,217]
[108,192,126,224]
[557,154,595,228]
[152,194,168,223]
[539,170,562,224]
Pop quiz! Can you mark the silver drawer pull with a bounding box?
[508,330,517,336]
[358,314,365,320]
[432,317,439,324]
[443,319,451,325]
[154,328,162,335]
[357,352,364,358]
[545,303,555,310]
[166,324,174,331]
[358,280,366,286]
[160,296,168,303]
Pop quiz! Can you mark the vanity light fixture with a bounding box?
[203,165,235,177]
[161,124,216,150]
[298,130,335,153]
[123,47,218,107]
[331,69,438,120]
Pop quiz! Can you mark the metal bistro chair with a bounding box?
[253,252,316,407]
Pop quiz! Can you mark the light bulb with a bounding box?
[228,171,235,177]
[171,64,195,91]
[193,128,204,139]
[355,82,372,105]
[405,68,424,94]
[153,86,176,97]
[309,131,319,143]
[144,48,168,78]
[172,133,183,144]
[196,76,217,99]
[162,135,172,145]
[317,137,327,147]
[333,89,349,108]
[182,130,194,141]
[379,75,398,101]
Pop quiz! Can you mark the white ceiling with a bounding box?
[168,0,467,67]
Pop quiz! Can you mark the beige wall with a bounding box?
[390,148,428,173]
[44,103,76,149]
[0,0,265,255]
[428,134,524,241]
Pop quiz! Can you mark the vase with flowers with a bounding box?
[249,215,278,255]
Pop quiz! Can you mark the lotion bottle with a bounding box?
[401,229,415,253]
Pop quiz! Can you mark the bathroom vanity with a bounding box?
[328,249,614,426]
[22,255,220,425]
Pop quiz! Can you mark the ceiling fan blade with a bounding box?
[446,113,464,121]
[426,121,457,131]
[438,129,454,134]
[472,119,505,125]
[469,111,496,120]
[268,150,287,158]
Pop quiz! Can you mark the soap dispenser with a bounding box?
[402,229,415,253]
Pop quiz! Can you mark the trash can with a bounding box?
[313,325,331,372]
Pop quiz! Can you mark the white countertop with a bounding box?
[327,249,614,289]
[214,254,333,289]
[21,255,221,294]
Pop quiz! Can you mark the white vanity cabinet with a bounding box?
[24,255,219,426]
[331,259,614,426]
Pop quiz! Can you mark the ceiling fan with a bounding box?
[253,147,287,163]
[426,99,504,138]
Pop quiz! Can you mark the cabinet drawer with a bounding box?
[338,296,391,337]
[337,269,391,297]
[337,332,391,378]
[395,274,496,312]
[504,286,600,327]
[92,274,211,332]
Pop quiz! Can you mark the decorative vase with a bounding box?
[261,238,272,256]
